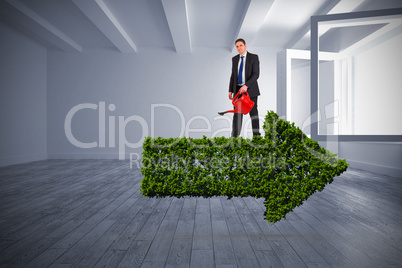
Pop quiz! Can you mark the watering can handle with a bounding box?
[219,91,253,116]
[232,91,248,105]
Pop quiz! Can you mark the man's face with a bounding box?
[235,41,247,56]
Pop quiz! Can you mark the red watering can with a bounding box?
[218,91,254,116]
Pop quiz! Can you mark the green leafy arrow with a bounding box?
[140,111,348,223]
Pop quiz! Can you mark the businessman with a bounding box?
[228,38,260,137]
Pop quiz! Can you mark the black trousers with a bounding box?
[231,87,260,137]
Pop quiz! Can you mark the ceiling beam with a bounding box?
[161,0,192,53]
[287,0,367,50]
[231,0,275,51]
[340,20,402,58]
[0,0,82,52]
[72,0,137,53]
[285,0,341,49]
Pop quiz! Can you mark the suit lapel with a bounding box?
[234,55,240,82]
[234,54,240,66]
[245,53,251,75]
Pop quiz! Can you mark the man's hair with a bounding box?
[235,38,246,45]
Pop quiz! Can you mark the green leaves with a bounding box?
[140,110,349,223]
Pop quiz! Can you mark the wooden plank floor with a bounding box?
[0,159,401,267]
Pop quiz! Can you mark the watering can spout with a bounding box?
[218,91,254,116]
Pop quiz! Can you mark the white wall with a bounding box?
[339,142,402,178]
[291,60,310,134]
[318,61,336,135]
[47,47,278,160]
[0,22,47,166]
[353,31,402,135]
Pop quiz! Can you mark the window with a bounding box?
[311,8,402,141]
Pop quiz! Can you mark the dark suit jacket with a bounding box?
[229,52,260,98]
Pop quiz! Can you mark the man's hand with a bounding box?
[228,92,233,100]
[239,85,248,94]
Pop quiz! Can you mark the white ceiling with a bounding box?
[1,0,402,53]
